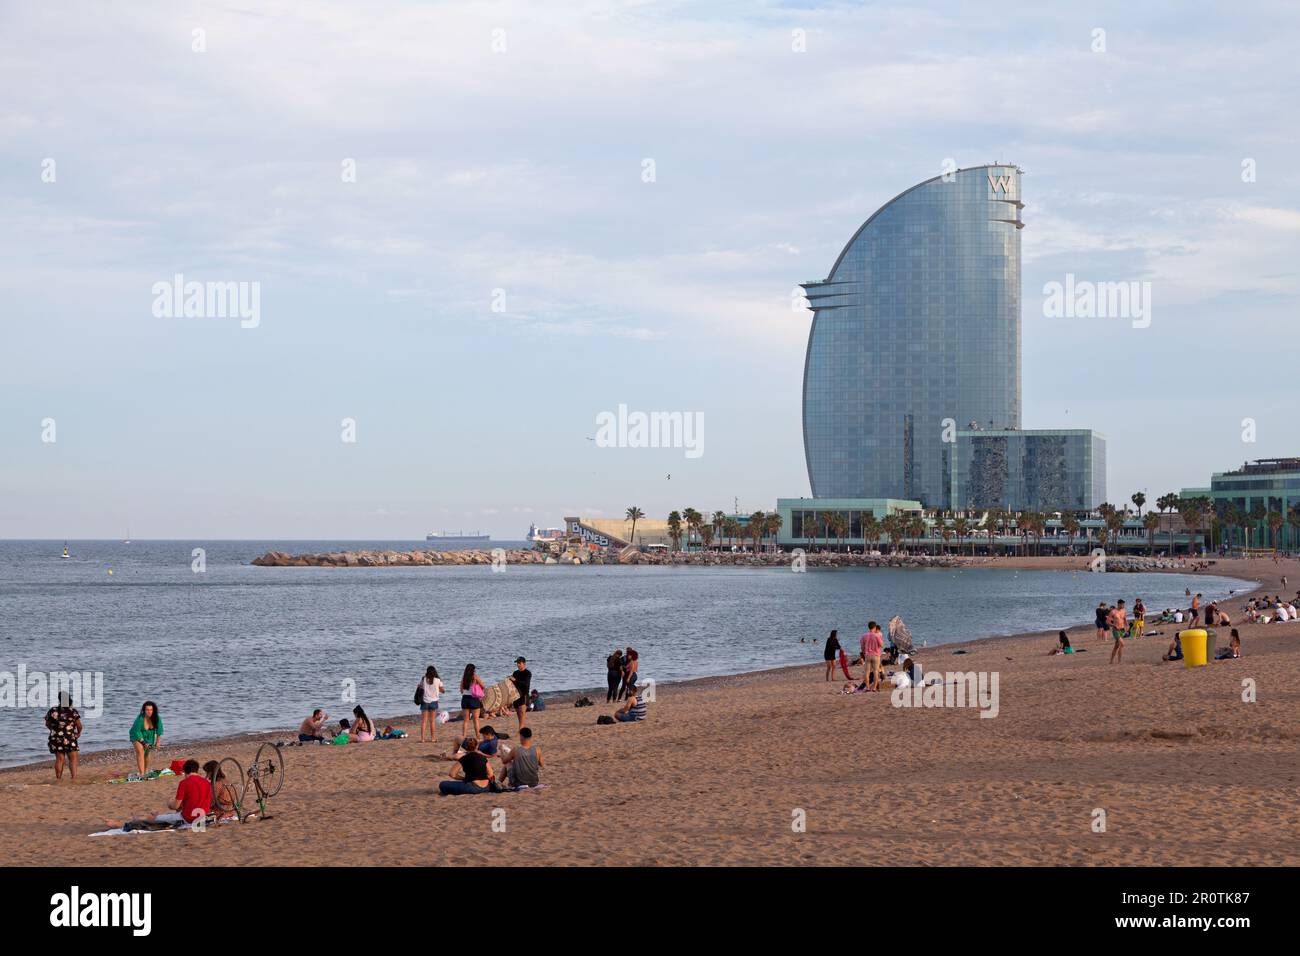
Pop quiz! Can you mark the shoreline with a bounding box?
[0,556,1263,778]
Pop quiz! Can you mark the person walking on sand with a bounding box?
[861,621,885,690]
[1190,592,1202,626]
[509,657,532,731]
[1108,600,1128,663]
[45,690,82,781]
[1094,602,1109,641]
[1133,598,1145,638]
[417,666,445,743]
[460,664,486,739]
[606,649,625,702]
[823,630,841,681]
[129,700,163,776]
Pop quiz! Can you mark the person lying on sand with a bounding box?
[104,759,211,831]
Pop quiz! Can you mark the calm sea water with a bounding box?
[0,540,1253,767]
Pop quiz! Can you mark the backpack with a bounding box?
[414,685,424,706]
[596,715,615,725]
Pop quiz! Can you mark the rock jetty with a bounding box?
[250,548,970,569]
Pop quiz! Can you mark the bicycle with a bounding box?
[216,743,284,822]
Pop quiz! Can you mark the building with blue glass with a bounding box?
[949,428,1106,512]
[800,164,1104,512]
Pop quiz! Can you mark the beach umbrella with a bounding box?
[888,615,914,653]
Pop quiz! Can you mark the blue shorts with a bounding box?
[420,701,440,712]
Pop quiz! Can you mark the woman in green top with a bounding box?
[129,700,163,775]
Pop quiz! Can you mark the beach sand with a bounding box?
[3,556,1298,866]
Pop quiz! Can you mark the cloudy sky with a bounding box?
[2,0,1298,539]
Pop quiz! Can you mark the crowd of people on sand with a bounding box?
[820,623,921,695]
[1075,586,1269,663]
[46,647,656,818]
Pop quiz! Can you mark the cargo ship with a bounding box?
[425,531,491,549]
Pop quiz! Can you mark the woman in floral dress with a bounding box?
[44,690,83,781]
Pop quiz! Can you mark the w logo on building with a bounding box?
[987,173,1013,195]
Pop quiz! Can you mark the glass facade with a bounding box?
[802,165,1023,506]
[1186,458,1300,550]
[950,429,1106,512]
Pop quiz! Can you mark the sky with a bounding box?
[1,0,1298,539]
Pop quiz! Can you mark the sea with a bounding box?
[0,539,1255,767]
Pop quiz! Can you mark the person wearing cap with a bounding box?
[509,657,532,731]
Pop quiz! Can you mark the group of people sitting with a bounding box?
[1162,628,1242,662]
[104,758,240,831]
[1244,595,1300,623]
[297,706,401,744]
[436,725,544,795]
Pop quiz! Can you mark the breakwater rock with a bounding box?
[251,548,968,569]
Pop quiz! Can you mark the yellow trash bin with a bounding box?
[1180,629,1208,668]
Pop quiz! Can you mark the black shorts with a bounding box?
[461,695,482,711]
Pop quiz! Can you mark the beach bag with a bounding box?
[597,715,615,725]
[414,685,424,706]
[437,710,450,724]
[471,682,485,699]
[169,759,187,775]
[332,733,350,745]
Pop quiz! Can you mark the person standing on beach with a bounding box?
[1133,598,1145,638]
[460,664,486,740]
[606,650,625,702]
[129,700,163,776]
[417,666,445,744]
[823,630,841,681]
[45,690,82,781]
[1108,600,1128,663]
[620,649,640,700]
[509,657,532,731]
[1190,593,1202,626]
[1095,602,1109,641]
[861,621,884,691]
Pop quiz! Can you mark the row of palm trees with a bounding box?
[622,495,1300,556]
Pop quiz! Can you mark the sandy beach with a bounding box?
[3,555,1297,867]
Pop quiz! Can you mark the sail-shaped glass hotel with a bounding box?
[797,164,1104,515]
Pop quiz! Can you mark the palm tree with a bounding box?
[748,511,766,553]
[1143,512,1160,555]
[1131,491,1146,517]
[666,510,683,552]
[817,510,834,551]
[1104,509,1124,553]
[1157,493,1180,554]
[907,515,926,554]
[699,524,714,550]
[1267,510,1284,551]
[625,506,645,546]
[1177,499,1203,555]
[882,514,905,552]
[940,521,955,555]
[861,514,881,554]
[682,508,702,552]
[952,516,969,556]
[712,511,727,551]
[1288,506,1300,553]
[767,512,784,553]
[723,518,742,551]
[1222,502,1243,551]
[1060,513,1081,556]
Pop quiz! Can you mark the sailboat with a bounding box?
[123,527,131,545]
[61,542,70,559]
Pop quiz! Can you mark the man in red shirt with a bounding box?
[861,621,885,691]
[107,758,212,831]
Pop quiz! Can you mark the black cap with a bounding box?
[515,656,527,663]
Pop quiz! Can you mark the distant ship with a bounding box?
[425,531,491,549]
[527,524,565,543]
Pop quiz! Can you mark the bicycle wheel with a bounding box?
[250,743,285,798]
[216,757,247,813]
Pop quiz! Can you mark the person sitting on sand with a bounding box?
[1162,635,1183,662]
[476,725,503,757]
[105,758,212,831]
[438,737,497,795]
[823,630,841,682]
[299,708,328,743]
[528,689,545,711]
[1215,629,1242,660]
[129,700,163,776]
[615,685,649,722]
[203,759,240,821]
[498,726,543,789]
[351,706,375,742]
[1049,631,1075,655]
